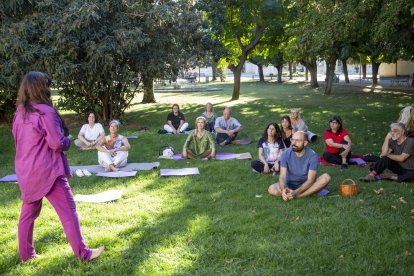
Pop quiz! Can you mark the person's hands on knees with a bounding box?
[263,163,270,173]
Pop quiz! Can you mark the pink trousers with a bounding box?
[18,177,92,261]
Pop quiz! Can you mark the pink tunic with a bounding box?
[12,104,71,203]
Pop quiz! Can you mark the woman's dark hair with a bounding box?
[85,111,98,123]
[17,71,53,113]
[263,123,282,144]
[280,115,293,140]
[172,104,180,112]
[17,71,69,136]
[328,115,343,135]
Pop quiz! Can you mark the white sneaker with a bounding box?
[82,169,92,177]
[75,169,84,177]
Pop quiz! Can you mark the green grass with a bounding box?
[1,81,413,275]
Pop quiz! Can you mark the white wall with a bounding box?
[379,60,414,77]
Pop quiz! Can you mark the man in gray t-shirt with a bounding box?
[268,131,331,201]
[361,122,414,182]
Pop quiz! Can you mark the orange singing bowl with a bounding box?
[338,179,359,196]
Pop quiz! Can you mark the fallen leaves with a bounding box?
[374,188,385,194]
[399,197,407,204]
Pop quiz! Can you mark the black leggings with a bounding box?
[251,160,277,173]
[371,156,414,182]
[323,140,351,165]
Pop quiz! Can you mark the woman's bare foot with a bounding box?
[89,246,104,261]
[108,164,119,172]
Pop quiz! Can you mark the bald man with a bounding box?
[214,107,243,146]
[268,131,331,201]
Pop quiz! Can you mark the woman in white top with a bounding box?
[96,120,131,172]
[74,111,105,150]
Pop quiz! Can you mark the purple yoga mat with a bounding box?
[160,168,199,176]
[0,174,17,182]
[172,152,238,160]
[96,171,137,178]
[349,158,366,166]
[317,188,330,196]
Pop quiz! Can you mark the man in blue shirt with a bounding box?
[268,131,331,201]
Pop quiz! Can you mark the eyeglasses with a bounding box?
[290,138,304,143]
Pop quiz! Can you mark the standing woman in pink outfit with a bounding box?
[12,71,104,261]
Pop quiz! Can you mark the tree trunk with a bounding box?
[276,65,283,83]
[142,76,156,103]
[309,66,319,88]
[288,62,293,79]
[258,64,264,82]
[231,68,242,100]
[305,67,309,81]
[324,58,337,95]
[301,59,319,88]
[212,59,218,81]
[218,68,226,82]
[342,59,349,83]
[372,61,380,85]
[362,64,367,79]
[101,90,110,123]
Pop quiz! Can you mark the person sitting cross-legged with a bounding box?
[164,104,189,134]
[214,107,243,146]
[182,116,216,160]
[74,111,105,150]
[268,131,331,201]
[361,122,414,182]
[251,123,285,173]
[323,115,352,169]
[96,120,131,172]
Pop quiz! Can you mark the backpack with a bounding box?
[159,144,176,159]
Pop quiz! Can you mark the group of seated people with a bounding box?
[75,105,414,201]
[74,112,131,172]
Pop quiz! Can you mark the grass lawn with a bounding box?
[0,81,413,275]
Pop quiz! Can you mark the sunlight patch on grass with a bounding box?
[137,214,211,274]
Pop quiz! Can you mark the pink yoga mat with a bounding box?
[160,168,199,176]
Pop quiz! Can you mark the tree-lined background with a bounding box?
[1,0,413,122]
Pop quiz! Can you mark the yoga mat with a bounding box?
[0,174,17,182]
[74,189,123,203]
[70,162,160,174]
[96,171,137,178]
[125,135,138,139]
[160,168,199,176]
[317,188,330,196]
[319,155,367,166]
[349,158,366,166]
[172,152,252,161]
